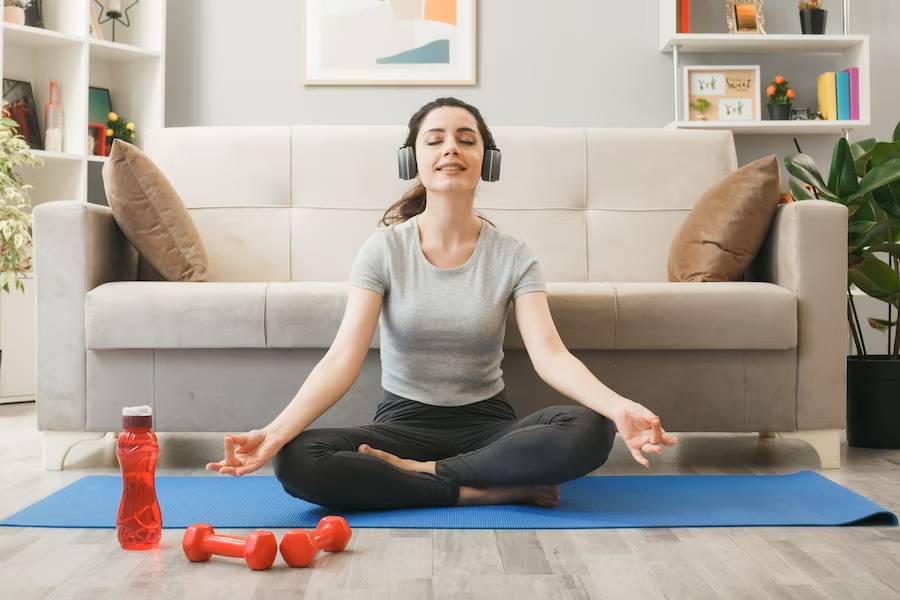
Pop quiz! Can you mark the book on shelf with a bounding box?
[676,0,690,33]
[817,68,859,121]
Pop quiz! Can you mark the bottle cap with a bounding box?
[122,405,153,429]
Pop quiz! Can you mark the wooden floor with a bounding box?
[1,401,900,600]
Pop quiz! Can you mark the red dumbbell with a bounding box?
[183,524,278,571]
[280,516,352,568]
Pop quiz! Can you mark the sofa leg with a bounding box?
[775,429,842,469]
[41,431,108,470]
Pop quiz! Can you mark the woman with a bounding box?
[207,97,677,510]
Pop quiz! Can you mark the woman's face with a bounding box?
[415,107,483,194]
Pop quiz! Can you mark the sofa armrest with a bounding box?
[32,201,138,431]
[747,200,848,430]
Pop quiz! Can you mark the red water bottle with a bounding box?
[116,405,162,550]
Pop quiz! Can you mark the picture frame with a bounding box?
[88,86,112,125]
[2,79,42,150]
[683,65,761,122]
[724,0,766,34]
[301,0,476,86]
[24,0,43,28]
[89,4,104,40]
[87,122,107,156]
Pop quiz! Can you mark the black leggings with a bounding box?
[272,388,617,511]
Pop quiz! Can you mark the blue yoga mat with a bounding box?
[0,471,895,530]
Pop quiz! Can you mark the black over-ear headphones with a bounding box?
[398,144,502,182]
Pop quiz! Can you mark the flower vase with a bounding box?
[768,103,793,121]
[3,7,25,25]
[800,8,827,34]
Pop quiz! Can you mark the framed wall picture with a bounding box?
[683,65,761,122]
[724,0,766,34]
[302,0,476,85]
[2,79,42,150]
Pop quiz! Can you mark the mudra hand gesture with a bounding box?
[613,401,678,467]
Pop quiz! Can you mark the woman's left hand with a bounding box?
[612,400,678,467]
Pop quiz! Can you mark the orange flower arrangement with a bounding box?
[766,75,795,105]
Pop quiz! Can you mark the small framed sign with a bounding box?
[683,65,761,122]
[725,0,766,34]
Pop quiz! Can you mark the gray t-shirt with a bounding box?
[348,214,546,407]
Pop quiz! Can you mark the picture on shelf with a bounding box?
[724,0,766,33]
[87,123,107,156]
[89,4,104,40]
[20,0,43,27]
[88,87,113,126]
[683,65,761,122]
[2,79,42,150]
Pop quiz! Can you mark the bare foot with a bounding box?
[458,485,560,508]
[358,444,436,475]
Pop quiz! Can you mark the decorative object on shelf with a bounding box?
[689,98,712,121]
[87,123,107,156]
[766,75,794,120]
[1,79,41,150]
[89,3,104,40]
[2,0,30,25]
[0,100,43,294]
[684,65,761,122]
[43,80,63,153]
[799,0,827,34]
[785,121,900,448]
[105,111,136,151]
[790,107,810,120]
[302,0,476,85]
[93,0,139,43]
[724,0,765,34]
[676,0,690,33]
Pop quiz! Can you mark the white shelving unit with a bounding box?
[0,0,166,404]
[658,0,870,135]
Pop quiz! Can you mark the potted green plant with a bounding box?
[784,119,900,448]
[0,100,43,294]
[689,97,712,121]
[766,75,794,120]
[799,0,827,34]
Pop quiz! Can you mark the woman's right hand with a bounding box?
[206,428,287,476]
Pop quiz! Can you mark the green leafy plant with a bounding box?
[690,97,711,117]
[784,119,900,357]
[766,76,794,105]
[0,100,43,293]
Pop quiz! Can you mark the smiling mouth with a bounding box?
[437,166,466,171]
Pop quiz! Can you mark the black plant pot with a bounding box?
[799,8,827,34]
[768,103,792,120]
[847,356,900,449]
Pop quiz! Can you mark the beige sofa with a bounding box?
[32,125,848,470]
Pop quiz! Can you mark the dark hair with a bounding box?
[381,97,496,227]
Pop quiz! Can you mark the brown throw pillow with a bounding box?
[102,139,209,282]
[667,154,781,283]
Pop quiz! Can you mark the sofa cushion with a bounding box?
[86,282,267,349]
[667,154,782,282]
[264,281,794,352]
[612,282,796,350]
[102,139,209,282]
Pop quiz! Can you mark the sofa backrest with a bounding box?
[143,125,738,283]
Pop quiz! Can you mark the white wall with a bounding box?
[163,0,900,354]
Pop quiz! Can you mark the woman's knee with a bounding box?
[272,430,334,503]
[560,406,617,464]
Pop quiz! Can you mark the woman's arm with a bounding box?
[512,291,627,419]
[263,285,383,441]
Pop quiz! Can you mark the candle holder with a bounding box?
[93,0,139,43]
